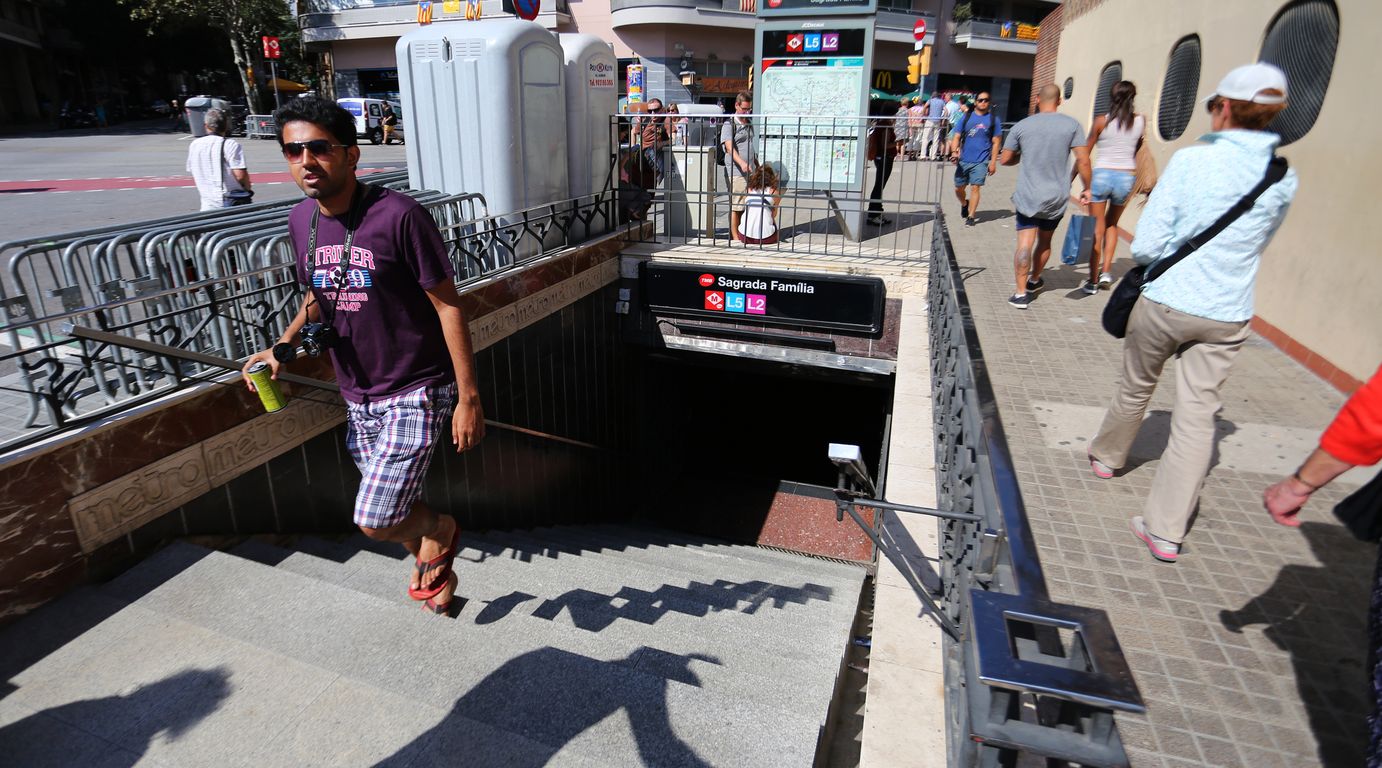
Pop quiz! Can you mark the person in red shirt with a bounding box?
[1264,365,1382,524]
[1263,363,1382,765]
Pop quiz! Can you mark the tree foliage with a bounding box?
[120,0,295,112]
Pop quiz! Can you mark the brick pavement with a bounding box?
[940,163,1378,767]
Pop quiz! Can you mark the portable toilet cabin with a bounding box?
[397,20,569,242]
[558,33,617,239]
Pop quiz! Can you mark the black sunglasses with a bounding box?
[282,140,348,160]
[976,97,990,103]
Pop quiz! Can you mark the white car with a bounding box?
[336,98,405,145]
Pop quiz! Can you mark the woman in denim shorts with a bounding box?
[1082,81,1145,294]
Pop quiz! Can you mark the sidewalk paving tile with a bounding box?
[938,165,1374,767]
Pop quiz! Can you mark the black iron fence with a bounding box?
[927,216,1144,766]
[613,113,950,259]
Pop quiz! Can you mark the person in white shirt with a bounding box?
[737,164,782,245]
[186,108,252,211]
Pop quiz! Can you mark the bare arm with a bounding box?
[231,168,251,191]
[1072,145,1092,205]
[240,292,318,388]
[1085,115,1106,151]
[1263,447,1356,527]
[999,148,1019,166]
[425,279,485,452]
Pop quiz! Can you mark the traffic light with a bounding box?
[919,45,932,77]
[906,53,921,85]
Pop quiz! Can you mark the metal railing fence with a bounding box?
[927,216,1143,766]
[613,113,949,259]
[0,183,617,454]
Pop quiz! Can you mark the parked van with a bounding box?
[336,98,405,145]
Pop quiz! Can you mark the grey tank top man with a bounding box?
[1004,112,1087,220]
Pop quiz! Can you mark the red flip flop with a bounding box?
[422,572,458,616]
[408,525,460,601]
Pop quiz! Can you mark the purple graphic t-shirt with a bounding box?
[289,185,455,403]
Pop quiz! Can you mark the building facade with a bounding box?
[1038,0,1374,388]
[297,0,1054,122]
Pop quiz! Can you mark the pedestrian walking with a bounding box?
[185,108,253,211]
[948,92,1001,226]
[866,99,898,225]
[1257,362,1382,764]
[1086,63,1298,563]
[1082,81,1146,294]
[380,102,399,145]
[997,84,1091,309]
[893,101,911,160]
[241,96,486,615]
[907,97,927,160]
[923,91,948,159]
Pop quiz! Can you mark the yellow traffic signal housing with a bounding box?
[919,45,932,77]
[906,53,921,85]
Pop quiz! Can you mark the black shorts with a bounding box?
[1015,212,1062,232]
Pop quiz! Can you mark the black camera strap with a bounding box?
[304,181,369,330]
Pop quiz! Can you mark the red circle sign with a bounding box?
[698,273,715,287]
[913,19,927,40]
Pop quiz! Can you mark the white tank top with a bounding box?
[1095,114,1144,171]
[739,188,777,240]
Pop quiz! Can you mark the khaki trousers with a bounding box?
[1089,297,1250,543]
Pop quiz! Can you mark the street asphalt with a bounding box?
[0,119,407,243]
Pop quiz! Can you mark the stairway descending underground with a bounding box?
[0,524,867,767]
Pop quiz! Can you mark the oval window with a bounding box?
[1092,62,1122,122]
[1157,35,1201,141]
[1259,0,1339,145]
[1063,77,1074,100]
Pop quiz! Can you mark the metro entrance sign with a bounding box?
[641,262,886,335]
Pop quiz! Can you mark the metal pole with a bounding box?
[271,60,282,111]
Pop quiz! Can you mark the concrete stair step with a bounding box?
[538,524,862,585]
[471,529,860,621]
[583,522,872,578]
[494,525,866,601]
[231,537,840,719]
[331,536,852,683]
[91,541,825,766]
[0,584,578,768]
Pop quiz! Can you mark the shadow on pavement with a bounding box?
[1220,521,1373,765]
[0,667,231,766]
[370,647,713,767]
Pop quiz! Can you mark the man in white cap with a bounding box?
[1087,62,1298,563]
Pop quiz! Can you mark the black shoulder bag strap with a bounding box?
[1145,156,1289,283]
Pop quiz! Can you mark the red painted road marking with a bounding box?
[0,167,401,194]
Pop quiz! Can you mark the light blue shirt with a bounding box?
[1132,130,1297,323]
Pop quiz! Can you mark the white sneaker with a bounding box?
[1131,516,1180,562]
[1099,272,1113,287]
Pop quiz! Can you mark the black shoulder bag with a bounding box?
[220,137,254,207]
[1102,156,1288,338]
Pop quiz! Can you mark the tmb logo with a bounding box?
[698,273,715,287]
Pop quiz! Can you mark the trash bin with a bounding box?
[184,95,232,137]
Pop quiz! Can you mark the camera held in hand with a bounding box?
[300,322,339,358]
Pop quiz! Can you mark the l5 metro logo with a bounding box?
[698,273,715,287]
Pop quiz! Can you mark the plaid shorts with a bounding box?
[345,382,456,529]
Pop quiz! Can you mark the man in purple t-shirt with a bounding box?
[241,96,483,616]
